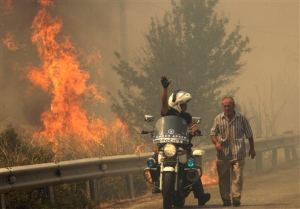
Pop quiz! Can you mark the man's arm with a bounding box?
[243,116,256,159]
[211,136,222,151]
[161,88,168,115]
[161,76,170,115]
[248,136,255,157]
[210,116,222,151]
[211,135,219,145]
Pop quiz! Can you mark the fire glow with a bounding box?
[1,32,18,51]
[27,0,127,153]
[201,159,218,185]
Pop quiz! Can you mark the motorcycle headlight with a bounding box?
[163,143,176,157]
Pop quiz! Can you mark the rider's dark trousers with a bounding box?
[192,177,205,198]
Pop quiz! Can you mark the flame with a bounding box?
[27,0,125,154]
[201,159,218,185]
[112,118,128,135]
[1,32,18,51]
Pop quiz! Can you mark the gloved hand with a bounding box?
[191,124,202,136]
[161,76,171,88]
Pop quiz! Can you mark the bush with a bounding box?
[0,126,95,209]
[0,126,149,208]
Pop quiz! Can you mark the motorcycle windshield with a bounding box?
[153,116,189,144]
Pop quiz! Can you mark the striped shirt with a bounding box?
[210,111,253,160]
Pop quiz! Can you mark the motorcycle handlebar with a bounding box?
[141,130,153,134]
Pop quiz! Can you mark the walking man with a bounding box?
[210,96,256,207]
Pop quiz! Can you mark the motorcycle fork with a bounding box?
[159,163,163,191]
[174,159,179,191]
[159,158,179,191]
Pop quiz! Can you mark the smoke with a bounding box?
[0,0,298,136]
[216,0,299,135]
[0,0,41,126]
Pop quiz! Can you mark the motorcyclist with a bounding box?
[152,76,211,206]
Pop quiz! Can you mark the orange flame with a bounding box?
[112,118,128,135]
[27,0,121,153]
[202,159,218,185]
[1,32,18,51]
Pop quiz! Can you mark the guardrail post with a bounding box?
[126,174,135,199]
[48,186,55,205]
[284,147,291,162]
[89,179,99,201]
[86,180,91,199]
[291,147,298,160]
[256,151,263,171]
[272,149,278,168]
[1,194,5,209]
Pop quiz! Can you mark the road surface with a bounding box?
[113,163,300,209]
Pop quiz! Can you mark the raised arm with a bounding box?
[161,76,171,115]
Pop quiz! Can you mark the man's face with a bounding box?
[222,98,235,116]
[180,103,187,112]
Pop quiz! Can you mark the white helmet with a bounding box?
[168,90,192,112]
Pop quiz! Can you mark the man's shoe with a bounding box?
[152,182,160,193]
[222,200,231,206]
[232,199,241,207]
[198,193,210,206]
[151,185,160,193]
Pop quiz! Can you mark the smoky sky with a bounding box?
[0,0,298,135]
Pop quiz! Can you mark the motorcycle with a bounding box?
[142,115,205,209]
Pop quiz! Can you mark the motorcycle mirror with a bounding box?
[192,117,201,124]
[144,115,154,122]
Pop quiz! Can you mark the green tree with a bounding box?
[112,0,250,134]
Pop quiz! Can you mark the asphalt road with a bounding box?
[115,163,300,209]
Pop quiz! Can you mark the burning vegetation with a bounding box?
[25,0,132,157]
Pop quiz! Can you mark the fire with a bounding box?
[201,159,218,185]
[1,32,19,51]
[112,118,128,135]
[27,0,128,154]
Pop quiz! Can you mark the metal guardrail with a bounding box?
[0,134,299,208]
[200,134,299,158]
[0,153,151,193]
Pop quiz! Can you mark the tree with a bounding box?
[112,0,250,134]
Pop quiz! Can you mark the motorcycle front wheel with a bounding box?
[173,193,185,208]
[162,172,175,209]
